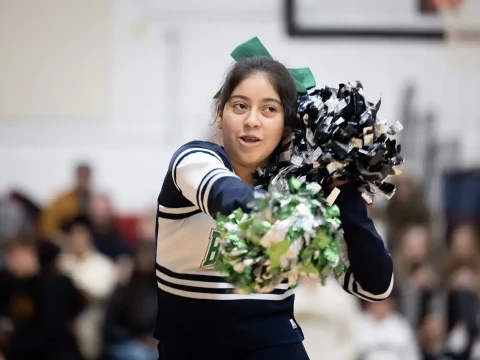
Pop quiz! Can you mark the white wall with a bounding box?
[0,0,479,212]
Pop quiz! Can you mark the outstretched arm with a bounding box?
[167,142,256,218]
[333,183,394,302]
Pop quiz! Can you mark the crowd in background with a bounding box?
[0,163,479,360]
[0,164,157,360]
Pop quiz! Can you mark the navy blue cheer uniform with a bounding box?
[154,141,393,359]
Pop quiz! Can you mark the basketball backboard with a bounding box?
[285,0,456,39]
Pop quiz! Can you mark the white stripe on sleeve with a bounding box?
[333,234,393,302]
[201,171,238,216]
[173,151,239,214]
[172,148,224,191]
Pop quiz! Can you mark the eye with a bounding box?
[264,106,277,113]
[233,103,247,110]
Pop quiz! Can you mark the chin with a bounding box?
[238,154,269,169]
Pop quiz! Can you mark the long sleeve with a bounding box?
[165,141,256,218]
[333,183,394,302]
[38,201,61,240]
[38,191,79,240]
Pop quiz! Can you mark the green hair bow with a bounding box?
[230,37,316,95]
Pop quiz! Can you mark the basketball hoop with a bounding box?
[435,0,480,67]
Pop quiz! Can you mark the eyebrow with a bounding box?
[229,95,282,106]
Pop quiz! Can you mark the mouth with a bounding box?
[239,135,261,144]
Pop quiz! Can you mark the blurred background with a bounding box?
[1,0,480,359]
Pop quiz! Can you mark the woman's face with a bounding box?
[89,194,113,224]
[69,225,92,256]
[218,73,285,172]
[451,224,477,259]
[400,226,429,263]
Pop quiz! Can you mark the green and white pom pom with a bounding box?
[215,178,346,294]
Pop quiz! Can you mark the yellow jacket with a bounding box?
[39,190,80,240]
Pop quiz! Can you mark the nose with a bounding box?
[243,109,261,128]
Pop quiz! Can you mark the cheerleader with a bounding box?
[154,56,393,360]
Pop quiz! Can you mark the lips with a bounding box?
[240,135,260,143]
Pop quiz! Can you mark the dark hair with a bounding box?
[76,162,91,174]
[61,214,93,234]
[3,236,37,252]
[214,57,297,120]
[38,240,61,270]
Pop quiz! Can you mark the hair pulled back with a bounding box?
[214,57,297,120]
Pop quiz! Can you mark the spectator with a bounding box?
[0,193,37,266]
[419,313,454,360]
[394,225,438,329]
[355,288,421,360]
[89,193,131,261]
[39,163,93,242]
[385,173,431,254]
[59,215,117,360]
[0,237,83,360]
[104,240,157,360]
[294,277,359,360]
[443,223,480,359]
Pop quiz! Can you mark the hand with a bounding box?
[329,179,350,190]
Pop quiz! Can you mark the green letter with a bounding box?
[201,230,221,267]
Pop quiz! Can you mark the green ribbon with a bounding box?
[230,37,316,95]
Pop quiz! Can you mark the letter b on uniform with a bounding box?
[201,229,221,267]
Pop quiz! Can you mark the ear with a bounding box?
[216,110,223,129]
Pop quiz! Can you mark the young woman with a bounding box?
[154,56,393,360]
